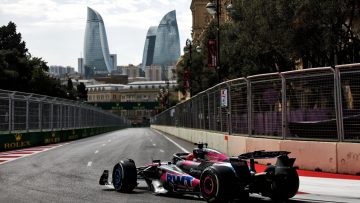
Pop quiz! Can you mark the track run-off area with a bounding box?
[0,128,359,203]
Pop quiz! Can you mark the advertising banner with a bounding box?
[208,39,217,68]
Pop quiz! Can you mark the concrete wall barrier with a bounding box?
[246,137,281,165]
[280,140,337,173]
[337,143,360,175]
[151,125,360,175]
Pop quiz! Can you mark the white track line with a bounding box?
[153,129,189,153]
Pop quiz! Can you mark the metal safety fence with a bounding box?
[152,64,360,142]
[0,90,130,133]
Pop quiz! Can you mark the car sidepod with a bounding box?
[159,165,200,193]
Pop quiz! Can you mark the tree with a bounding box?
[0,21,72,99]
[76,82,88,101]
[184,0,360,95]
[0,22,32,91]
[292,0,360,67]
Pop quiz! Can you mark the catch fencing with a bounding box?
[0,90,129,134]
[152,64,360,142]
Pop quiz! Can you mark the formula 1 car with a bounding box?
[99,143,299,203]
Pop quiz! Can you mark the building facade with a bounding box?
[122,64,140,82]
[86,81,178,125]
[145,65,162,81]
[83,7,113,77]
[190,0,230,43]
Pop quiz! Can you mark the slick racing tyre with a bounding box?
[200,166,237,203]
[265,165,299,201]
[112,159,137,193]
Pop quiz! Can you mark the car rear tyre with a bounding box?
[112,159,137,193]
[265,166,299,201]
[200,166,236,203]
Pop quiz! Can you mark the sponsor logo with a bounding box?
[190,168,202,174]
[68,130,78,140]
[15,133,22,141]
[166,173,194,187]
[4,133,31,149]
[44,132,60,144]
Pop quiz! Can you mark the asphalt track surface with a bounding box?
[0,128,359,203]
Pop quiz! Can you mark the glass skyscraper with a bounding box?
[142,10,180,70]
[153,10,180,66]
[83,7,112,77]
[141,26,158,70]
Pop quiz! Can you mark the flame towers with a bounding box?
[83,7,113,77]
[141,10,180,70]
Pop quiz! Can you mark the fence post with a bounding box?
[207,92,211,130]
[11,93,15,132]
[8,93,12,133]
[246,78,252,137]
[281,73,286,139]
[26,96,29,132]
[226,82,232,135]
[335,67,344,142]
[50,103,54,131]
[39,100,42,131]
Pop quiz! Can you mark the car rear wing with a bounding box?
[237,150,290,160]
[230,150,295,173]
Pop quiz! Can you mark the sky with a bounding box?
[0,0,192,71]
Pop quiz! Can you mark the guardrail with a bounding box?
[152,64,360,142]
[0,89,130,151]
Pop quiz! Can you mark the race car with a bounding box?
[99,143,299,203]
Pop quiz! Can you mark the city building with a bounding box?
[49,65,75,78]
[152,10,181,68]
[121,64,141,82]
[145,65,162,81]
[190,0,230,43]
[141,26,158,70]
[78,58,85,76]
[166,65,177,81]
[110,54,117,72]
[86,80,178,125]
[140,10,180,80]
[83,7,113,78]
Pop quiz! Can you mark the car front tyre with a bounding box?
[112,160,137,193]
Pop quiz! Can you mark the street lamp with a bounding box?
[206,0,232,83]
[183,39,193,99]
[183,39,202,100]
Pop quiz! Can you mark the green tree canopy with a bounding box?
[177,0,360,95]
[0,21,76,99]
